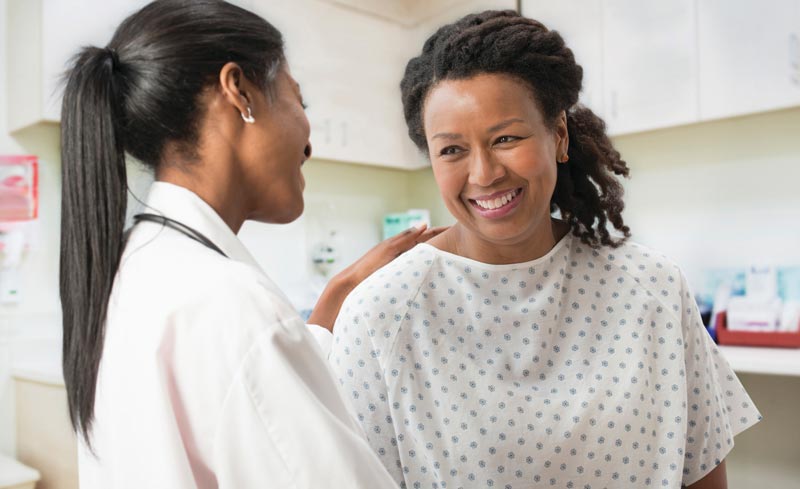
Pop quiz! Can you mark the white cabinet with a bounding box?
[6,0,144,132]
[520,0,605,118]
[6,0,427,169]
[601,0,699,135]
[247,0,426,169]
[697,0,800,121]
[521,0,700,135]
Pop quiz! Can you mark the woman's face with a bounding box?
[422,73,568,249]
[241,67,311,224]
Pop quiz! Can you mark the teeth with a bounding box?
[475,189,518,210]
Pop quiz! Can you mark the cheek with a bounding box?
[432,164,466,202]
[503,147,557,188]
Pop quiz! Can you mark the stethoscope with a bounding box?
[133,213,228,258]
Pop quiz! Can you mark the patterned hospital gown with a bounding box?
[330,233,761,489]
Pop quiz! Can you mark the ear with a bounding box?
[555,110,569,163]
[218,61,252,117]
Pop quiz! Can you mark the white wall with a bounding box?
[615,107,800,287]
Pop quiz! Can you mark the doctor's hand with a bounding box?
[309,224,448,332]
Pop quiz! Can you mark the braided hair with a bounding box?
[401,10,631,248]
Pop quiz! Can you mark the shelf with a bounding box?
[718,345,800,377]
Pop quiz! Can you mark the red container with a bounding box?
[715,311,800,348]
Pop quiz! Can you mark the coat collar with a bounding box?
[140,181,261,270]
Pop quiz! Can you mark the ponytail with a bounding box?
[60,46,127,443]
[551,105,631,248]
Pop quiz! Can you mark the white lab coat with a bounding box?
[78,182,397,489]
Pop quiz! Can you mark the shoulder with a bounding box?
[572,238,691,318]
[582,238,686,290]
[115,231,298,331]
[334,244,438,346]
[346,243,439,308]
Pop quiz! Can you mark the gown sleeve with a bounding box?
[329,291,407,487]
[678,272,762,486]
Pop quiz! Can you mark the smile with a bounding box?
[468,188,523,218]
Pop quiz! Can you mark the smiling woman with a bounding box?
[329,9,759,489]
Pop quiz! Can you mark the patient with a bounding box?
[330,10,760,489]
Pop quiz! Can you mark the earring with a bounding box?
[241,107,255,124]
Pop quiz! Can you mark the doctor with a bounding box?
[59,1,438,487]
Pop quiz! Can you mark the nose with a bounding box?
[468,148,506,187]
[304,142,312,160]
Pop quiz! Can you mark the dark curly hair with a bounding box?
[400,10,631,248]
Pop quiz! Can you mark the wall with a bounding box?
[616,107,800,284]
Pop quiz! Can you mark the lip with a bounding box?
[467,187,524,219]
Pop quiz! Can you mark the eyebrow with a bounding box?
[431,118,526,141]
[431,132,462,141]
[487,118,525,133]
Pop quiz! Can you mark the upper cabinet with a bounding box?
[4,0,438,170]
[601,0,699,135]
[697,0,800,121]
[520,0,605,117]
[6,0,143,132]
[522,0,800,137]
[9,0,799,156]
[247,1,425,169]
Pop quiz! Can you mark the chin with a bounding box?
[254,199,304,225]
[277,203,304,224]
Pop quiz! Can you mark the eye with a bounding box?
[495,135,520,145]
[439,146,463,157]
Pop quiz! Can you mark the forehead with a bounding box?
[422,73,542,129]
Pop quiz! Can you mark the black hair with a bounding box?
[400,10,631,248]
[59,0,285,445]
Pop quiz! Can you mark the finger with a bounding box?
[395,224,428,241]
[417,226,449,242]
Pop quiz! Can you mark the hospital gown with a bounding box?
[330,233,760,489]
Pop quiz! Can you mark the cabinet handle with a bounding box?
[791,33,799,86]
[610,90,618,118]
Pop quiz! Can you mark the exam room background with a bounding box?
[1,0,799,487]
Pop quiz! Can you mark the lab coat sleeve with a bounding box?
[305,323,333,357]
[212,305,398,489]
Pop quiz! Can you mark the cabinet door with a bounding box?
[251,1,423,169]
[41,0,146,122]
[602,0,699,135]
[520,0,605,118]
[697,0,800,121]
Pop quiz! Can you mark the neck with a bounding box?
[156,160,248,234]
[442,218,568,265]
